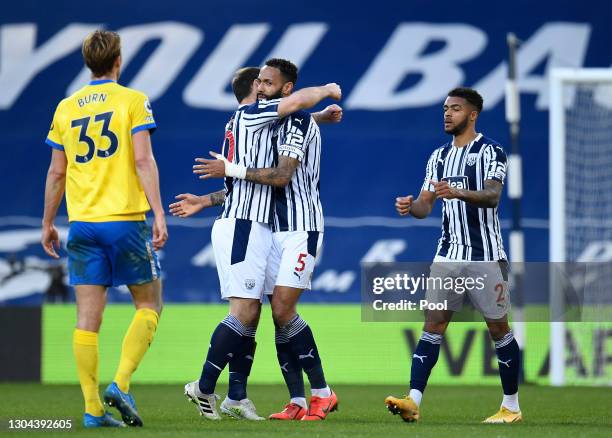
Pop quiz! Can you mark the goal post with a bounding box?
[549,67,612,386]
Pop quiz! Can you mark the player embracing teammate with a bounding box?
[173,59,341,421]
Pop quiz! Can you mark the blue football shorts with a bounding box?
[67,221,161,287]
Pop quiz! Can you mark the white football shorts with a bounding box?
[211,218,272,301]
[264,231,323,294]
[425,255,511,320]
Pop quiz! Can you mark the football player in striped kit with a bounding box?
[171,64,341,421]
[386,88,522,424]
[196,59,340,421]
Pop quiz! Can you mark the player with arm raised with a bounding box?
[41,30,166,428]
[180,64,340,421]
[386,88,521,425]
[174,66,265,420]
[194,59,339,421]
[169,102,340,218]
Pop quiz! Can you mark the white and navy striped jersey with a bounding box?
[220,99,281,223]
[422,133,507,261]
[272,110,324,232]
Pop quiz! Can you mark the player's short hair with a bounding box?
[232,67,260,102]
[82,30,121,77]
[447,87,484,113]
[264,58,298,85]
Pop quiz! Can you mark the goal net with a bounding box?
[549,68,612,386]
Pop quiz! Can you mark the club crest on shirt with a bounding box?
[245,279,256,290]
[467,153,478,166]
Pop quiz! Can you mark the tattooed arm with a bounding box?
[194,154,299,188]
[209,189,226,206]
[431,179,502,208]
[244,156,299,188]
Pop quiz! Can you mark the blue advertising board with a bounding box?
[0,0,608,304]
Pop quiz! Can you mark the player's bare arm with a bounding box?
[133,129,168,250]
[243,156,299,187]
[311,104,343,124]
[431,179,502,208]
[277,83,341,118]
[194,152,299,188]
[209,190,226,206]
[41,149,67,259]
[396,190,436,219]
[169,189,226,218]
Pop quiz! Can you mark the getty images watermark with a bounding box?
[370,272,487,311]
[361,261,612,322]
[361,261,497,322]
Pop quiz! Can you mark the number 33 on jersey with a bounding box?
[45,79,157,222]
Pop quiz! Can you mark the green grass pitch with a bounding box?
[1,384,611,437]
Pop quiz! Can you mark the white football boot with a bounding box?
[184,380,221,420]
[220,396,265,420]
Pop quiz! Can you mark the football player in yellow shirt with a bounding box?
[41,29,167,428]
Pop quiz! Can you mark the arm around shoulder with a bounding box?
[277,83,341,118]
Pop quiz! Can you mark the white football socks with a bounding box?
[291,397,307,409]
[311,386,332,398]
[502,392,520,412]
[409,389,423,406]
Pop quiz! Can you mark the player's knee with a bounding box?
[151,303,163,316]
[271,304,295,327]
[76,313,103,332]
[152,296,163,316]
[230,299,261,327]
[130,282,162,315]
[134,301,162,316]
[236,308,260,327]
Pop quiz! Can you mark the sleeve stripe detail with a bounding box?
[242,111,279,120]
[257,98,281,108]
[242,116,279,128]
[131,123,157,135]
[279,145,304,156]
[279,150,302,160]
[281,151,299,156]
[46,138,64,151]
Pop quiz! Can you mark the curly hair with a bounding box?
[447,87,484,113]
[264,58,298,85]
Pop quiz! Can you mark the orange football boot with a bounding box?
[269,403,307,420]
[301,391,338,421]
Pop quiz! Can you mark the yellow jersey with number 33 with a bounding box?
[45,79,157,222]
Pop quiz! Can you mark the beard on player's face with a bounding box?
[257,86,283,101]
[445,115,469,136]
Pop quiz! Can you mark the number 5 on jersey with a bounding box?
[295,253,307,272]
[71,111,118,163]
